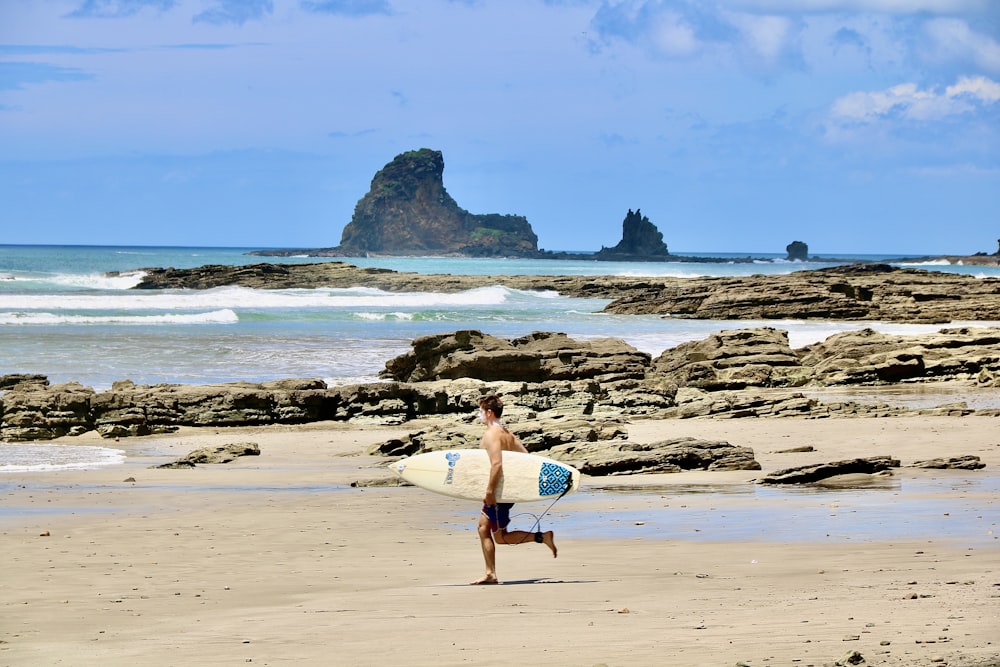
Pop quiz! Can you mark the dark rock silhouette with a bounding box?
[786,240,808,261]
[594,209,669,260]
[336,148,538,257]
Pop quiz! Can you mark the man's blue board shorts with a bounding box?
[482,503,514,531]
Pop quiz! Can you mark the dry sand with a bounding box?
[2,416,998,666]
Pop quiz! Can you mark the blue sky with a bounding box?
[1,0,998,254]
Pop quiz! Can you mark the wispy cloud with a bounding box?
[194,0,273,25]
[590,0,993,79]
[830,75,1000,122]
[0,45,122,55]
[922,18,1000,73]
[722,10,802,71]
[591,2,734,58]
[328,128,377,139]
[66,0,176,19]
[0,62,94,91]
[159,43,259,50]
[300,0,393,16]
[591,2,805,74]
[647,10,703,57]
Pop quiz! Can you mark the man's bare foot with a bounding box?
[470,574,499,585]
[542,531,557,558]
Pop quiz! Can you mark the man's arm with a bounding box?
[482,428,503,506]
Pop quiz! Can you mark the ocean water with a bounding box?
[2,244,998,471]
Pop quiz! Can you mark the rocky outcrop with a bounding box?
[759,456,900,484]
[660,388,980,419]
[786,241,808,261]
[367,422,759,477]
[546,438,760,475]
[380,330,651,383]
[336,149,538,257]
[651,326,1000,391]
[129,261,1000,324]
[594,209,669,260]
[652,328,803,390]
[367,416,629,458]
[603,264,1000,323]
[4,326,998,443]
[91,378,331,430]
[0,374,675,442]
[795,327,1000,386]
[155,442,260,469]
[0,374,48,390]
[1,382,95,441]
[908,455,985,470]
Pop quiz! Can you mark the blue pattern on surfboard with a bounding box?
[538,461,571,496]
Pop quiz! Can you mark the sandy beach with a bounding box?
[2,415,998,667]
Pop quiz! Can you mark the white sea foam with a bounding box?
[324,374,385,387]
[0,309,239,326]
[355,312,415,321]
[48,271,148,290]
[0,444,126,473]
[0,285,514,311]
[617,268,704,278]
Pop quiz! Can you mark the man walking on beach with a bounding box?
[472,394,557,585]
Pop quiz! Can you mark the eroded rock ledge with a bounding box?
[127,262,1000,323]
[3,325,997,445]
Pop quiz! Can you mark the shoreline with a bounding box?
[248,246,1000,267]
[2,416,998,666]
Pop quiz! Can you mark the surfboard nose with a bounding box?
[389,460,407,477]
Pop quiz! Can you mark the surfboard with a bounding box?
[389,449,580,503]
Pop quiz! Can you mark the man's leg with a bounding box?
[471,512,499,585]
[494,528,557,558]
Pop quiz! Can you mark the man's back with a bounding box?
[482,423,527,454]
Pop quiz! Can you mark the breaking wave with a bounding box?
[0,309,239,326]
[0,444,126,473]
[0,285,515,311]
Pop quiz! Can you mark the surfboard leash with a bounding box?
[513,468,575,544]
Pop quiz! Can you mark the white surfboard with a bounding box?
[389,449,580,503]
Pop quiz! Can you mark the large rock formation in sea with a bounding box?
[593,209,669,260]
[786,240,808,261]
[336,148,538,257]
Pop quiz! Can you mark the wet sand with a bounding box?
[1,416,999,666]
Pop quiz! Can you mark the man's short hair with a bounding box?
[479,394,504,418]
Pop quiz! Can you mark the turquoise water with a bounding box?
[2,244,997,393]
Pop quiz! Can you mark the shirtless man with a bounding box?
[472,394,557,585]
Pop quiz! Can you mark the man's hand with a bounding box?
[483,489,496,506]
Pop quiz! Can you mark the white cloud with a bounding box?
[830,75,1000,122]
[649,11,701,58]
[946,76,1000,102]
[923,18,1000,73]
[726,12,794,65]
